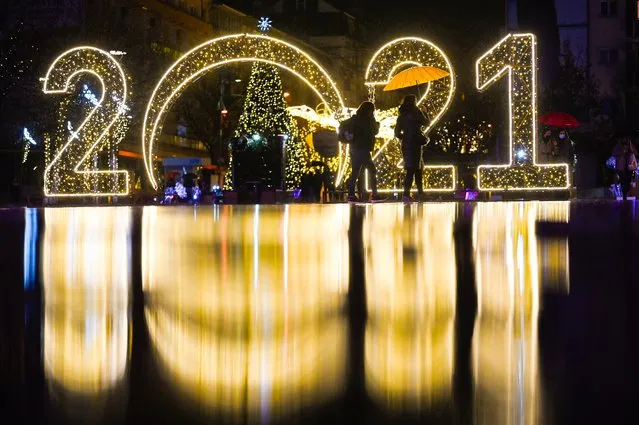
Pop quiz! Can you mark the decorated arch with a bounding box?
[142,33,346,189]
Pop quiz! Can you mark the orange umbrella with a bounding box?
[383,66,450,91]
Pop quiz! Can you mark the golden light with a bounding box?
[142,34,346,190]
[43,47,130,197]
[364,204,456,409]
[471,201,570,425]
[42,207,131,394]
[142,205,350,420]
[360,37,457,192]
[475,34,570,191]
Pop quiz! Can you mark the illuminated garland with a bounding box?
[142,34,346,190]
[364,37,457,192]
[291,105,457,193]
[42,47,130,197]
[227,62,310,190]
[475,34,569,191]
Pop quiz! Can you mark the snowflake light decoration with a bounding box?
[257,17,273,32]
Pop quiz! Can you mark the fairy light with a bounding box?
[365,37,456,134]
[42,46,130,197]
[475,34,570,191]
[142,33,346,190]
[230,62,310,189]
[361,37,457,191]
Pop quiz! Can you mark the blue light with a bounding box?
[516,149,527,160]
[257,17,273,32]
[252,133,262,142]
[23,209,38,291]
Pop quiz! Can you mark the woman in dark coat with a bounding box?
[394,95,428,201]
[346,101,382,202]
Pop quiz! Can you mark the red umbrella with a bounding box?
[539,112,580,129]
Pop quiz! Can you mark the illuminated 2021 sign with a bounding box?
[41,33,569,197]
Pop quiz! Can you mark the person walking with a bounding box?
[395,95,428,202]
[612,134,638,201]
[341,101,382,202]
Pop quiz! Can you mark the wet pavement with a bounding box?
[1,201,639,425]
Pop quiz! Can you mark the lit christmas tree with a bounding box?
[230,61,310,189]
[235,61,293,139]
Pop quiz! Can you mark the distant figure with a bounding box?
[558,128,575,168]
[395,95,429,202]
[342,101,382,202]
[612,134,638,201]
[540,128,559,163]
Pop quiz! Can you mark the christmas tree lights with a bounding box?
[142,34,346,190]
[475,34,570,191]
[229,62,313,189]
[365,38,457,192]
[42,47,129,197]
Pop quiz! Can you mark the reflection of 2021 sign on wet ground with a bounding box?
[42,32,570,198]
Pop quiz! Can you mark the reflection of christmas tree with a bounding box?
[228,61,310,190]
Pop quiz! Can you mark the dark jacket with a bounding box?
[348,115,380,151]
[394,105,428,151]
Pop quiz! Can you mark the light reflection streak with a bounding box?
[363,204,456,409]
[42,207,131,395]
[472,201,569,425]
[142,205,349,421]
[23,208,38,290]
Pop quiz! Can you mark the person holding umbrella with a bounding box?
[395,95,429,202]
[383,65,450,202]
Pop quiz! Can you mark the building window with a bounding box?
[176,29,183,43]
[296,0,306,11]
[149,17,156,28]
[599,49,618,65]
[189,6,197,16]
[600,1,618,17]
[179,0,186,11]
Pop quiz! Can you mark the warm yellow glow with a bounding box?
[42,207,131,393]
[364,204,456,408]
[142,34,346,189]
[142,205,349,419]
[471,201,570,424]
[43,47,129,197]
[475,34,570,191]
[364,37,457,191]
